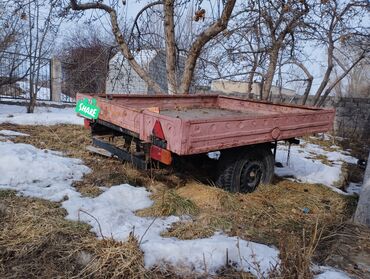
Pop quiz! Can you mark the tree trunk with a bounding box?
[112,14,163,94]
[246,63,258,95]
[354,151,370,227]
[302,77,313,106]
[163,0,177,94]
[313,45,334,105]
[262,48,279,100]
[179,0,236,94]
[27,79,36,113]
[27,93,37,113]
[289,61,313,106]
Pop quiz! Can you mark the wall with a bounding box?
[332,98,370,140]
[148,52,168,94]
[105,53,148,94]
[106,50,185,95]
[210,80,296,97]
[279,96,370,140]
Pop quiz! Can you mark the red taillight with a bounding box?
[84,119,91,129]
[150,145,172,165]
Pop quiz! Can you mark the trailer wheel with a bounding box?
[216,146,274,193]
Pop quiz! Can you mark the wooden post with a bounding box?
[354,151,370,227]
[51,57,62,102]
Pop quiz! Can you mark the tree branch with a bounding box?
[179,0,236,94]
[317,52,365,107]
[70,0,164,93]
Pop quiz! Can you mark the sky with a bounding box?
[56,0,369,94]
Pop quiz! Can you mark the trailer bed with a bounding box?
[77,93,335,155]
[160,107,275,119]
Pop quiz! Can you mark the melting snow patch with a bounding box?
[313,266,351,279]
[0,130,30,137]
[63,184,279,276]
[346,182,362,195]
[0,141,279,276]
[0,104,83,125]
[0,141,89,201]
[275,141,357,195]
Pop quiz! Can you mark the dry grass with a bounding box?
[1,123,367,278]
[137,188,199,217]
[302,134,338,152]
[76,235,147,279]
[0,190,93,278]
[303,133,370,161]
[324,223,370,278]
[0,123,183,197]
[161,180,356,246]
[0,190,186,279]
[271,221,322,279]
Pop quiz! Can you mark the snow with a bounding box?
[0,124,357,276]
[0,104,83,125]
[63,184,279,275]
[346,182,362,195]
[275,141,358,194]
[313,266,351,279]
[0,141,89,201]
[0,96,75,106]
[207,151,220,160]
[17,81,51,100]
[0,130,29,137]
[0,140,279,276]
[0,81,52,101]
[142,233,278,275]
[63,184,175,240]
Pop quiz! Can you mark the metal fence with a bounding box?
[0,51,53,101]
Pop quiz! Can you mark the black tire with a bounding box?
[215,146,274,193]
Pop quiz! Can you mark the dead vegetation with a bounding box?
[0,123,369,278]
[0,190,93,278]
[0,123,183,197]
[137,188,199,217]
[304,133,370,161]
[0,190,186,279]
[160,180,356,246]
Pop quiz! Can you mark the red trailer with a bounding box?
[77,93,335,193]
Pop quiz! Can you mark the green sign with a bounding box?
[76,98,100,119]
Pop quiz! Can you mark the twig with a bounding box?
[78,208,105,240]
[139,216,158,244]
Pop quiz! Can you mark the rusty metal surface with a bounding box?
[160,107,276,120]
[77,93,335,155]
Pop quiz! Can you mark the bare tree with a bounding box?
[308,0,369,106]
[69,0,236,95]
[0,1,29,89]
[18,0,63,112]
[252,0,309,100]
[332,44,370,98]
[163,0,177,94]
[58,27,114,96]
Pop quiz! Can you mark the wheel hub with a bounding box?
[240,161,264,192]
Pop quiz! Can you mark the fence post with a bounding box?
[51,57,62,102]
[354,151,370,227]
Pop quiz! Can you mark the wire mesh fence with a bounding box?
[0,51,52,101]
